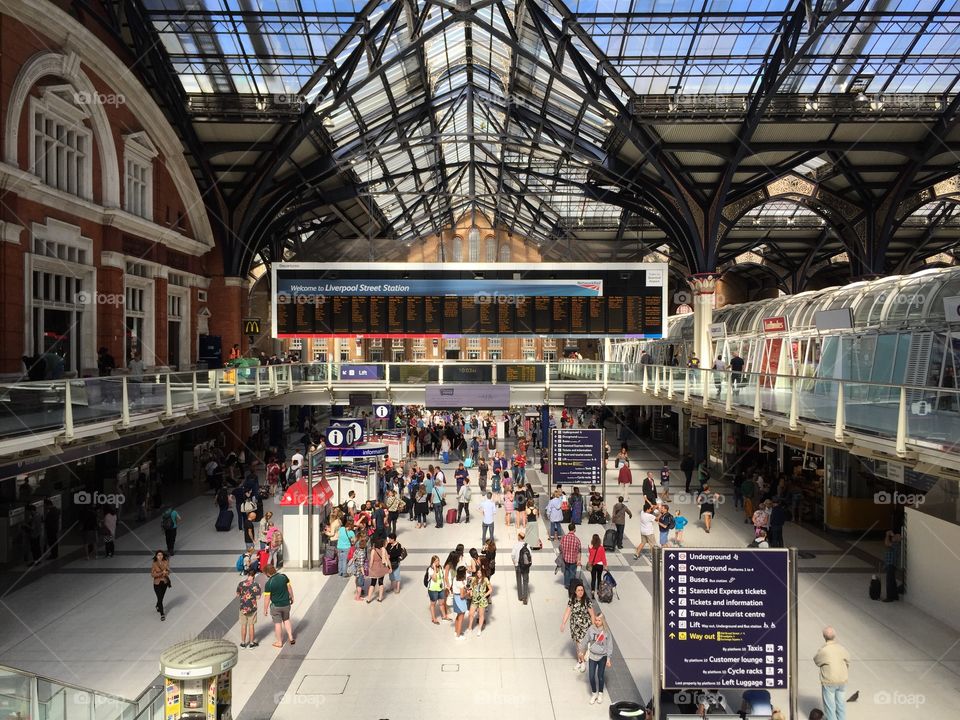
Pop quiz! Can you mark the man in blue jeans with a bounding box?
[814,626,850,720]
[558,523,581,589]
[546,490,564,541]
[479,492,496,544]
[433,483,446,528]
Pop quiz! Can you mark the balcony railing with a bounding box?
[0,360,955,460]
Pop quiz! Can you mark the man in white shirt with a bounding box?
[635,508,659,560]
[712,355,727,395]
[479,492,497,544]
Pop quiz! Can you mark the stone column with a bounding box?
[688,273,721,364]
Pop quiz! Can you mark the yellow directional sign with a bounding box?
[242,318,262,335]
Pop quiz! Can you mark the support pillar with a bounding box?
[688,273,722,366]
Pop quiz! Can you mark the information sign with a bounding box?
[661,548,790,689]
[374,403,392,420]
[550,428,603,485]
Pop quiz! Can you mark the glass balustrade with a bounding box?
[0,361,955,458]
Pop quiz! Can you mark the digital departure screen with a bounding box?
[273,263,667,339]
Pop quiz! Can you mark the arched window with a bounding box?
[486,237,497,262]
[499,244,511,262]
[468,227,480,262]
[452,236,463,262]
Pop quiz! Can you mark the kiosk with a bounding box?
[159,639,238,720]
[279,477,333,568]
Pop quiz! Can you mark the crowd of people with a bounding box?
[138,403,856,719]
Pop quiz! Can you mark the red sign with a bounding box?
[280,478,333,507]
[676,304,693,315]
[762,316,788,333]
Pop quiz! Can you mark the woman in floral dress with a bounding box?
[560,581,596,672]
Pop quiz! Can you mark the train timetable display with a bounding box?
[272,263,667,338]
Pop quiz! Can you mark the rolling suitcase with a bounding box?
[215,508,233,532]
[323,553,338,575]
[602,527,617,551]
[446,507,458,524]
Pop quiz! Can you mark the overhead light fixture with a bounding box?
[786,217,795,225]
[856,92,867,102]
[870,100,884,111]
[255,98,266,111]
[753,217,761,225]
[322,116,335,129]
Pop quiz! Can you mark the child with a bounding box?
[353,535,368,601]
[673,511,688,547]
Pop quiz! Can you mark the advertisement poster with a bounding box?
[206,676,217,720]
[164,679,181,720]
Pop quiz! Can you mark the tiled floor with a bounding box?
[1,438,957,719]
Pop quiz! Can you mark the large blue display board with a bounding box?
[661,548,790,689]
[550,428,603,486]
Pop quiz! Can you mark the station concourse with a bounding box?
[1,1,960,719]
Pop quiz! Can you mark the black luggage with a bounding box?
[869,574,881,600]
[215,508,234,532]
[602,527,617,551]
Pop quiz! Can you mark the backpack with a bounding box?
[597,581,614,603]
[515,490,526,508]
[664,513,676,530]
[519,544,532,568]
[236,554,245,572]
[423,568,431,588]
[160,510,174,531]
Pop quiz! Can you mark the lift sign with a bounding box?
[661,548,790,689]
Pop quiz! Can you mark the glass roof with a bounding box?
[139,0,960,254]
[571,0,960,96]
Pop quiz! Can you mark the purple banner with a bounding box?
[339,364,381,380]
[662,548,790,689]
[424,384,510,409]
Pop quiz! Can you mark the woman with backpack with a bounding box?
[426,555,448,624]
[587,534,607,599]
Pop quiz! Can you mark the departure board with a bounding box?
[479,302,498,334]
[369,297,387,333]
[351,297,370,333]
[273,264,667,338]
[314,298,331,334]
[534,297,552,334]
[387,297,405,334]
[331,296,350,333]
[442,297,460,334]
[424,297,442,334]
[461,297,479,334]
[406,296,425,334]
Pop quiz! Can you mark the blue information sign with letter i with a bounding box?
[660,548,790,689]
